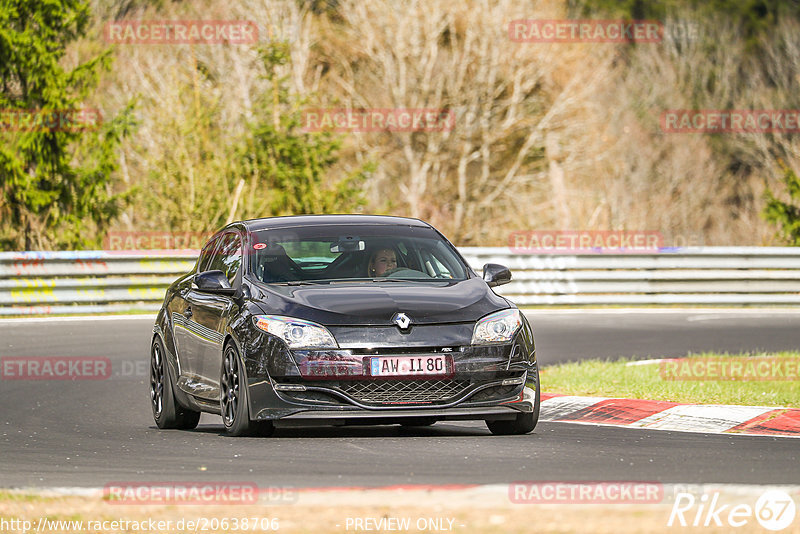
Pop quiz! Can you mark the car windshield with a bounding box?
[247,224,470,284]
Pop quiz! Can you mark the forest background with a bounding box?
[3,0,800,250]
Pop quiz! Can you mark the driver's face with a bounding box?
[372,249,397,276]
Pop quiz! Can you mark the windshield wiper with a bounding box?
[273,280,330,286]
[371,277,434,282]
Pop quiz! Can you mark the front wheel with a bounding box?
[220,343,274,437]
[150,336,200,430]
[486,366,540,435]
[486,411,536,435]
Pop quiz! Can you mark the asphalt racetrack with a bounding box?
[1,310,798,488]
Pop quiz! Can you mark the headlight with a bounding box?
[471,309,522,344]
[253,315,338,349]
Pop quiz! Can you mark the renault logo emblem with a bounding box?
[393,312,411,330]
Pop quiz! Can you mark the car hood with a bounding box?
[251,278,510,326]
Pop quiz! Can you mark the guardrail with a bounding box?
[2,247,800,315]
[0,251,196,315]
[461,247,800,305]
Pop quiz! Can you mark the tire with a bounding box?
[220,342,274,437]
[400,418,437,427]
[486,366,540,436]
[150,336,201,430]
[486,411,536,435]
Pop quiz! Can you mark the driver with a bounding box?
[367,248,397,277]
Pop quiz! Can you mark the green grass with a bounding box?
[0,491,42,502]
[541,351,800,407]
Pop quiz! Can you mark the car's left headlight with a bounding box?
[253,315,338,349]
[471,308,522,344]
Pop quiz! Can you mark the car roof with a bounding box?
[237,214,432,232]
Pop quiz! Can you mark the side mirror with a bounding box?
[194,270,235,296]
[482,263,512,287]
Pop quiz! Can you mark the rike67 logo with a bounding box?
[668,489,796,531]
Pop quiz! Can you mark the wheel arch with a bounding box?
[150,328,194,412]
[221,331,258,420]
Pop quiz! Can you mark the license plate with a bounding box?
[369,355,448,377]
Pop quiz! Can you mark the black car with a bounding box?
[149,215,540,436]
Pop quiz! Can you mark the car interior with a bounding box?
[253,239,457,283]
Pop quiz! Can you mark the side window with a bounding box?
[197,237,219,273]
[208,232,242,285]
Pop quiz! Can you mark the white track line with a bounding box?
[0,315,156,324]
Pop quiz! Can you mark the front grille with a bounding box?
[338,379,470,405]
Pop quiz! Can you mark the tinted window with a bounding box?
[208,232,242,285]
[248,225,469,283]
[197,236,219,273]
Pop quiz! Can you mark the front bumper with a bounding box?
[241,322,538,423]
[248,377,537,423]
[274,406,524,426]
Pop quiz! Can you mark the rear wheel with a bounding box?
[220,343,274,437]
[486,366,540,436]
[150,336,201,430]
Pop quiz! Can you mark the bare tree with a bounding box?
[316,0,607,243]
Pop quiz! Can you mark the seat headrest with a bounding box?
[261,243,288,261]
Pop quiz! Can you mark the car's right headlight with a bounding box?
[253,315,338,349]
[471,308,522,344]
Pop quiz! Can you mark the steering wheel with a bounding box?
[384,267,432,279]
